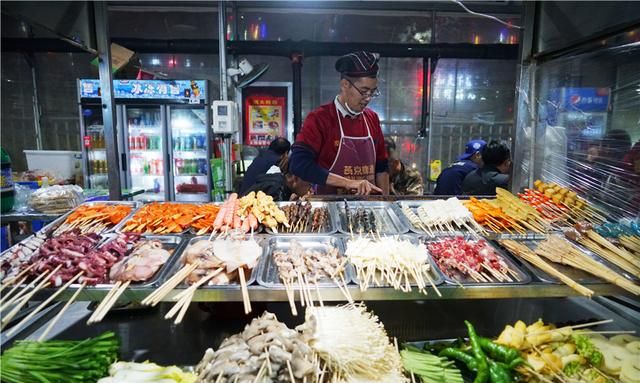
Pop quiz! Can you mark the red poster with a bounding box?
[242,86,288,147]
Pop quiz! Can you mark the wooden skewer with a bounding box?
[238,267,251,314]
[173,268,224,302]
[142,262,199,306]
[338,273,353,303]
[87,281,121,324]
[6,271,84,337]
[0,275,29,307]
[1,273,53,330]
[286,360,296,383]
[174,290,194,325]
[38,282,86,342]
[527,319,613,336]
[88,280,131,324]
[1,265,60,312]
[0,263,36,293]
[283,279,298,316]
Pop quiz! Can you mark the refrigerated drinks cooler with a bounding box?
[77,79,212,202]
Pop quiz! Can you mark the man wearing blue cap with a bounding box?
[433,139,486,195]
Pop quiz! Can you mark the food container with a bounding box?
[42,200,141,237]
[342,234,444,288]
[507,235,637,284]
[561,234,639,283]
[78,234,186,289]
[158,235,263,289]
[335,201,409,235]
[395,200,470,237]
[421,235,531,286]
[484,231,548,241]
[257,235,355,288]
[114,202,195,236]
[265,202,338,235]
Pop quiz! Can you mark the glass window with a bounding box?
[429,59,517,186]
[301,56,422,132]
[530,41,640,217]
[238,8,432,43]
[34,53,96,153]
[1,53,36,171]
[109,8,219,39]
[436,12,520,44]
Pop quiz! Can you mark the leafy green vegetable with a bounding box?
[572,334,604,367]
[563,361,584,377]
[0,331,119,383]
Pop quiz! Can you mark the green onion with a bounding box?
[1,331,119,383]
[401,348,464,383]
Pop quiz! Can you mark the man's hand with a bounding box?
[348,179,382,195]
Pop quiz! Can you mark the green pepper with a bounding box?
[465,320,489,383]
[478,337,521,364]
[439,348,478,371]
[488,360,512,383]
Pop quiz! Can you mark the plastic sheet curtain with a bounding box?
[516,40,640,219]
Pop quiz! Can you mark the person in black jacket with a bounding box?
[239,137,290,195]
[462,140,511,195]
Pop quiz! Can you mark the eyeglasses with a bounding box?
[346,78,380,99]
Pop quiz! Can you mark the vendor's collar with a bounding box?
[335,95,361,118]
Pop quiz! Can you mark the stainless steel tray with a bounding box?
[396,200,475,236]
[420,235,531,286]
[114,202,193,235]
[485,232,548,241]
[343,234,444,288]
[41,200,141,237]
[562,235,640,283]
[257,235,354,288]
[266,201,338,235]
[335,201,409,235]
[81,234,186,289]
[494,237,606,284]
[159,235,262,288]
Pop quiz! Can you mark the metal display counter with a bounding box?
[2,198,638,367]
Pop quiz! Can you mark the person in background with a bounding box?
[242,161,312,201]
[385,138,423,195]
[239,137,290,195]
[433,139,486,195]
[289,51,389,195]
[462,140,511,196]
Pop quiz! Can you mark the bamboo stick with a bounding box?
[38,282,86,341]
[6,272,83,337]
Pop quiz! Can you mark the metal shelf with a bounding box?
[39,282,628,303]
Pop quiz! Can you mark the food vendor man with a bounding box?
[289,51,389,195]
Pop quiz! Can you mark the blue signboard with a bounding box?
[79,79,207,101]
[557,87,610,112]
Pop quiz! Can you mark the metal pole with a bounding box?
[218,2,228,101]
[94,2,122,200]
[28,54,43,150]
[426,58,435,192]
[291,53,303,138]
[218,1,233,193]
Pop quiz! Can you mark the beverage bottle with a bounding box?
[141,134,147,150]
[143,160,149,175]
[98,132,104,148]
[193,135,199,150]
[153,178,160,193]
[129,135,134,149]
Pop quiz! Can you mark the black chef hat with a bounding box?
[335,51,380,78]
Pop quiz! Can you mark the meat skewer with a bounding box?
[273,240,351,315]
[426,237,519,283]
